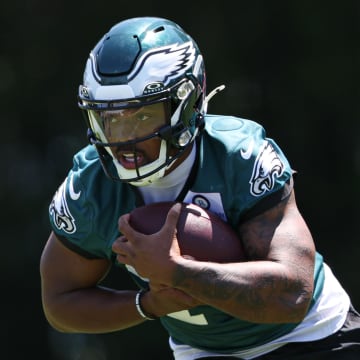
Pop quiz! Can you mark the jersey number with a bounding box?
[167,309,208,325]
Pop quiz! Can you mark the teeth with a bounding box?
[123,153,141,164]
[123,154,135,163]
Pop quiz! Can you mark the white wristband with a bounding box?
[135,289,156,320]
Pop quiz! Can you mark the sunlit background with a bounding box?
[1,1,359,358]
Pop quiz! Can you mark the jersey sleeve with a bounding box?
[203,116,294,226]
[230,118,293,223]
[48,145,116,259]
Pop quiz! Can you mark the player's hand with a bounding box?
[143,282,203,317]
[112,203,183,285]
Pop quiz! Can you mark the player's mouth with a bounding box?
[116,150,146,169]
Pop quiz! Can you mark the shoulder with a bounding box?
[199,115,294,220]
[72,144,102,173]
[202,115,272,163]
[48,145,132,258]
[71,144,105,188]
[202,115,290,174]
[203,114,265,146]
[48,145,106,234]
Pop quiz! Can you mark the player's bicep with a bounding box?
[238,190,315,267]
[40,231,111,295]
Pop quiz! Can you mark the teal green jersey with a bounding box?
[48,115,324,352]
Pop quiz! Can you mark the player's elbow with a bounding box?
[41,296,78,333]
[42,308,72,333]
[282,284,314,322]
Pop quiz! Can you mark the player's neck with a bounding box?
[138,144,196,203]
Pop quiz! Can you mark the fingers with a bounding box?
[112,235,126,252]
[117,213,131,236]
[113,203,183,269]
[148,284,204,311]
[119,203,182,238]
[163,202,182,234]
[112,236,133,265]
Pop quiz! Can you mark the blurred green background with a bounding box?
[1,1,359,359]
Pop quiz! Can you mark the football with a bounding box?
[129,201,246,263]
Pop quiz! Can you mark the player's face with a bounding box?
[112,135,163,170]
[88,102,171,169]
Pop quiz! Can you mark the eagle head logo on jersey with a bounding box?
[49,178,76,234]
[249,141,285,196]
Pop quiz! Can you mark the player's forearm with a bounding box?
[42,287,145,333]
[170,258,313,324]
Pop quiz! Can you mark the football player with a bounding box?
[40,17,360,359]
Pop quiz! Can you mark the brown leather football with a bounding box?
[129,202,246,263]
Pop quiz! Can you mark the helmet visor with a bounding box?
[87,101,170,145]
